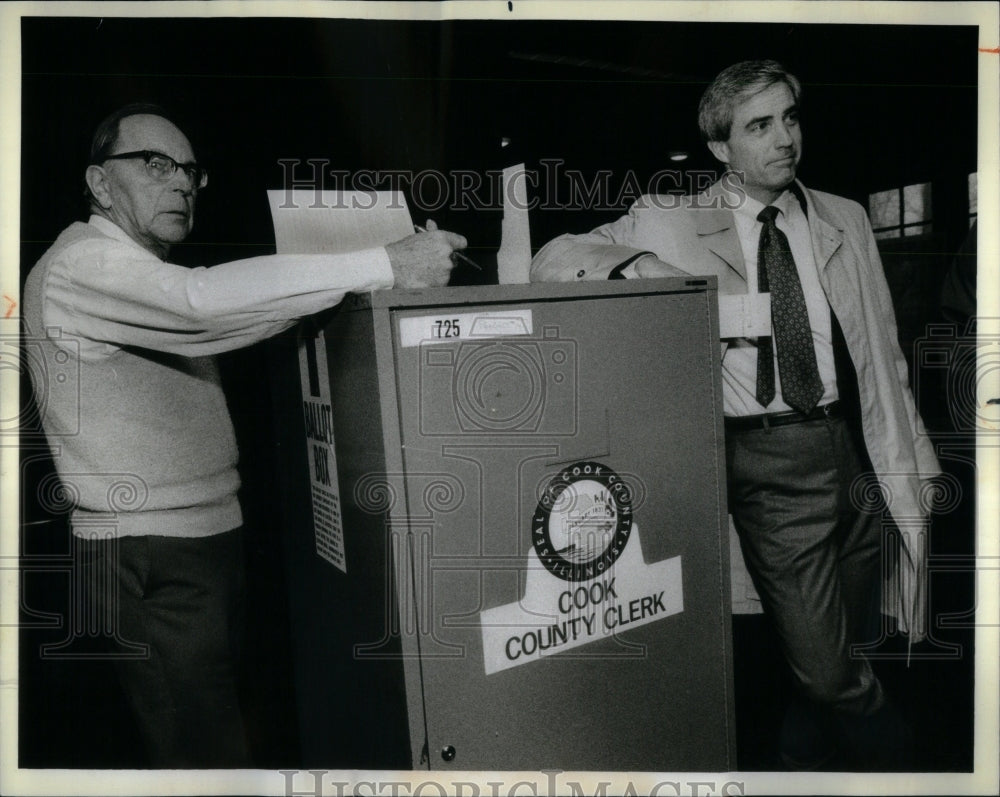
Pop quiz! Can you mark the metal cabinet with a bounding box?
[270,277,734,771]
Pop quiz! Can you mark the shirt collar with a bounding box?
[788,180,808,215]
[88,214,160,257]
[772,189,797,219]
[734,190,766,222]
[733,184,805,223]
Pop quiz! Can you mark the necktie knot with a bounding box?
[757,205,780,225]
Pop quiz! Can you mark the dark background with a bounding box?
[18,15,979,771]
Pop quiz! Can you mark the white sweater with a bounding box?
[23,216,393,538]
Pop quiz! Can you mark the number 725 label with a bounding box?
[432,318,461,338]
[398,310,534,347]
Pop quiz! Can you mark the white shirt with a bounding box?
[722,188,839,416]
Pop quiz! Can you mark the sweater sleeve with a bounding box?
[41,236,394,358]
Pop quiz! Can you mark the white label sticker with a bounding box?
[399,310,533,348]
[298,329,346,573]
[480,523,683,675]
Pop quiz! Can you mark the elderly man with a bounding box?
[531,61,940,769]
[23,103,466,768]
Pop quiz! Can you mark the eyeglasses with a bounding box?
[100,150,208,190]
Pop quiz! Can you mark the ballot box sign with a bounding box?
[480,461,684,675]
[298,328,346,573]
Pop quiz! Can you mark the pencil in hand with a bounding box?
[414,224,483,271]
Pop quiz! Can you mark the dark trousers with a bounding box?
[79,528,251,768]
[726,415,910,768]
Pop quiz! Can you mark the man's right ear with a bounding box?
[706,140,730,166]
[85,165,113,209]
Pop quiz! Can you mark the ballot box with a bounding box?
[268,277,734,771]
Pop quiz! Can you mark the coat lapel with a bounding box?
[812,216,844,272]
[692,187,746,285]
[798,180,844,271]
[687,180,846,289]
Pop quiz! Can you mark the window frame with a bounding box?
[868,182,934,240]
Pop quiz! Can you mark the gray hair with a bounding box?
[697,60,802,142]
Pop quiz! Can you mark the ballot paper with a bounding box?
[266,189,414,254]
[496,163,532,284]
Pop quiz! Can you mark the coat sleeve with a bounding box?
[40,236,394,358]
[859,212,942,482]
[530,198,686,282]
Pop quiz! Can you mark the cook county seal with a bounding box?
[532,461,633,582]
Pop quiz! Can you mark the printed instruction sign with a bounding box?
[298,329,346,572]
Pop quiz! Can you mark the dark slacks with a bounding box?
[79,528,251,768]
[726,414,910,768]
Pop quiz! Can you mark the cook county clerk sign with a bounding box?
[480,462,684,675]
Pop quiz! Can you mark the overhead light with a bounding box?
[669,151,689,162]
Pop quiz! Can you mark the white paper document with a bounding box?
[496,163,532,284]
[267,190,414,254]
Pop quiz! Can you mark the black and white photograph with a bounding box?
[1,2,997,795]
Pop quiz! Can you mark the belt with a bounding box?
[724,400,843,432]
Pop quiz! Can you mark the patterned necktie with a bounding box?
[755,205,824,414]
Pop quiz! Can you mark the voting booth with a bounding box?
[269,277,735,771]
